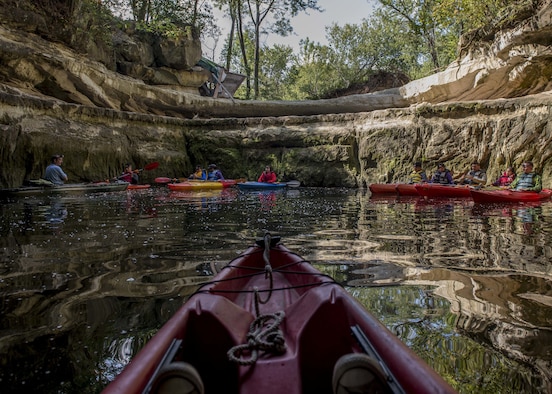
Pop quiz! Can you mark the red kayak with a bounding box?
[103,235,456,394]
[470,188,552,203]
[396,183,420,196]
[368,183,398,194]
[415,183,472,198]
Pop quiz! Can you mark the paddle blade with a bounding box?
[286,180,301,188]
[144,162,159,171]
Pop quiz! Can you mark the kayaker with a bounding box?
[429,163,454,184]
[457,162,487,185]
[43,154,68,185]
[492,167,516,186]
[117,163,139,184]
[407,162,428,183]
[189,165,206,180]
[207,164,225,180]
[258,165,277,183]
[510,161,542,192]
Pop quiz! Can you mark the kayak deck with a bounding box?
[103,238,455,394]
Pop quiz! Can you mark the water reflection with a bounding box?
[0,189,551,393]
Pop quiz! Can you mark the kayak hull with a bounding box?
[368,183,397,194]
[470,188,552,203]
[415,183,472,198]
[127,184,151,190]
[167,180,238,191]
[369,183,421,196]
[0,182,129,197]
[237,181,287,190]
[396,183,420,196]
[103,238,455,394]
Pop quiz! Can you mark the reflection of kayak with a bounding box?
[0,182,129,197]
[470,188,552,203]
[127,184,151,190]
[236,181,287,190]
[167,180,238,191]
[104,235,455,394]
[166,188,238,201]
[415,183,472,198]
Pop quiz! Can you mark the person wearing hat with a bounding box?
[43,154,68,185]
[430,163,454,184]
[407,162,428,184]
[207,164,225,181]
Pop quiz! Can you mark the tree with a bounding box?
[216,0,321,99]
[377,0,443,72]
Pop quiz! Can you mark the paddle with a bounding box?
[139,162,159,172]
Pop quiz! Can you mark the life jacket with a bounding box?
[409,170,426,184]
[515,173,537,190]
[463,170,486,184]
[432,170,452,184]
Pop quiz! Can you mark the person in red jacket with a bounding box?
[258,165,277,183]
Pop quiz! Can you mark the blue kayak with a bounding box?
[236,181,287,190]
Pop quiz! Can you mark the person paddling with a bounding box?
[258,165,277,183]
[117,163,139,184]
[43,154,68,185]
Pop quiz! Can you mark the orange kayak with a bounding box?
[167,180,238,191]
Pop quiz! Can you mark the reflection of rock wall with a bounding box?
[406,268,552,389]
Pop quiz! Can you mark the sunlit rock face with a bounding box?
[1,1,552,188]
[401,1,552,102]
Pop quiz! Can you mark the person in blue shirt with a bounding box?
[43,154,68,185]
[207,164,225,180]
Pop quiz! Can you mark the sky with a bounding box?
[206,0,376,61]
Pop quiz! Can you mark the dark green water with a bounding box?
[0,187,551,393]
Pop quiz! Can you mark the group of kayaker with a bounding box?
[187,164,278,183]
[409,161,542,192]
[188,164,225,181]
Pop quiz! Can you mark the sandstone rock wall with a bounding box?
[1,1,552,188]
[2,84,552,188]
